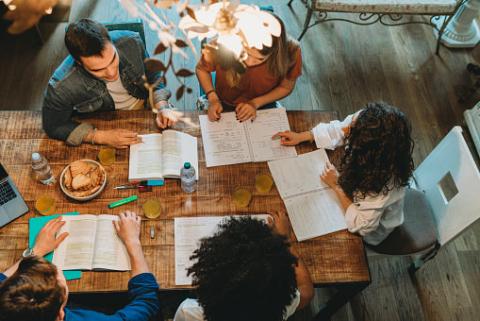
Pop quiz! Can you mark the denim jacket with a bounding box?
[42,30,170,146]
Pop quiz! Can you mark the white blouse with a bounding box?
[311,111,405,245]
[173,290,300,321]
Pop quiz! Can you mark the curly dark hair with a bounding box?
[187,217,298,321]
[338,102,414,199]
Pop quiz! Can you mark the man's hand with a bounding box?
[208,100,223,121]
[33,216,69,257]
[156,109,181,129]
[273,130,313,146]
[235,102,256,122]
[321,161,339,189]
[114,211,141,249]
[267,210,292,239]
[95,129,142,149]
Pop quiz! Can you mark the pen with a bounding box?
[108,195,138,209]
[271,134,281,140]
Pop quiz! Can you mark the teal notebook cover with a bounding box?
[29,213,82,280]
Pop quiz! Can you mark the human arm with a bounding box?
[113,211,149,277]
[320,162,353,212]
[2,216,68,277]
[310,110,361,150]
[269,210,314,310]
[83,129,142,149]
[196,48,223,121]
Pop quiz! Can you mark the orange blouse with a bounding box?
[198,47,302,107]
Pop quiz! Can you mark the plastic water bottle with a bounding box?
[31,152,56,185]
[180,162,196,193]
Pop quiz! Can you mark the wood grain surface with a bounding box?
[0,110,369,292]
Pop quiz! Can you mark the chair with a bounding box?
[104,19,146,50]
[368,126,480,272]
[289,0,467,54]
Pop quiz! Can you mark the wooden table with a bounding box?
[0,110,370,319]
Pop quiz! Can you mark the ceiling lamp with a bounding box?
[179,1,281,60]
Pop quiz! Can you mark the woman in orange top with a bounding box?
[196,14,302,122]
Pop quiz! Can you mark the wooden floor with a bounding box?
[1,1,480,320]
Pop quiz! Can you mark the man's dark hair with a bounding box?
[187,217,298,321]
[0,256,65,321]
[339,101,414,199]
[65,18,111,61]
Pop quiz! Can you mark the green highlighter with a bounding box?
[108,195,138,209]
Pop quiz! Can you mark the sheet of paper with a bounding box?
[53,215,98,270]
[129,134,163,181]
[162,130,199,180]
[199,113,252,167]
[174,214,270,285]
[92,215,131,271]
[284,190,347,241]
[268,149,330,199]
[245,108,297,162]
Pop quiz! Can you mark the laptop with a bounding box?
[0,163,29,227]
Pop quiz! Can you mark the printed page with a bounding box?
[268,149,330,199]
[162,130,199,179]
[92,215,131,271]
[52,215,98,270]
[128,134,163,181]
[284,190,347,241]
[245,108,297,162]
[174,214,270,285]
[199,112,252,167]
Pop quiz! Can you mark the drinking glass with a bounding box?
[255,174,273,194]
[35,195,56,216]
[143,198,162,219]
[98,147,116,166]
[232,187,252,208]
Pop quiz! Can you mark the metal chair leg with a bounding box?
[288,0,295,7]
[298,6,313,41]
[408,242,440,274]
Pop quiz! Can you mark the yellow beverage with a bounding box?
[143,199,162,219]
[232,187,252,208]
[35,195,56,216]
[255,174,273,194]
[98,148,116,166]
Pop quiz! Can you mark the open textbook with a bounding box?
[199,108,297,167]
[268,150,347,241]
[174,215,270,285]
[52,215,131,271]
[129,130,198,181]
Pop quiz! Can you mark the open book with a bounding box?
[268,150,347,241]
[174,214,270,285]
[52,215,131,271]
[199,108,297,167]
[129,130,198,181]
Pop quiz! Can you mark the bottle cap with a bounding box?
[184,162,191,169]
[32,152,41,161]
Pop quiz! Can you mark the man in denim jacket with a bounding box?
[42,19,177,148]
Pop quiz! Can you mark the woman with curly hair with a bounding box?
[173,211,314,321]
[274,102,414,245]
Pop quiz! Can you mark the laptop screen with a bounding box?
[0,163,9,180]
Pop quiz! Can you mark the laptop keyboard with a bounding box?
[0,180,17,206]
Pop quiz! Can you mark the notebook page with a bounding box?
[162,130,199,179]
[284,189,347,241]
[245,108,297,162]
[52,215,98,270]
[128,134,163,181]
[199,112,251,167]
[92,215,131,271]
[268,149,330,199]
[174,214,270,285]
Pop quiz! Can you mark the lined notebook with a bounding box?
[268,150,347,241]
[199,108,297,167]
